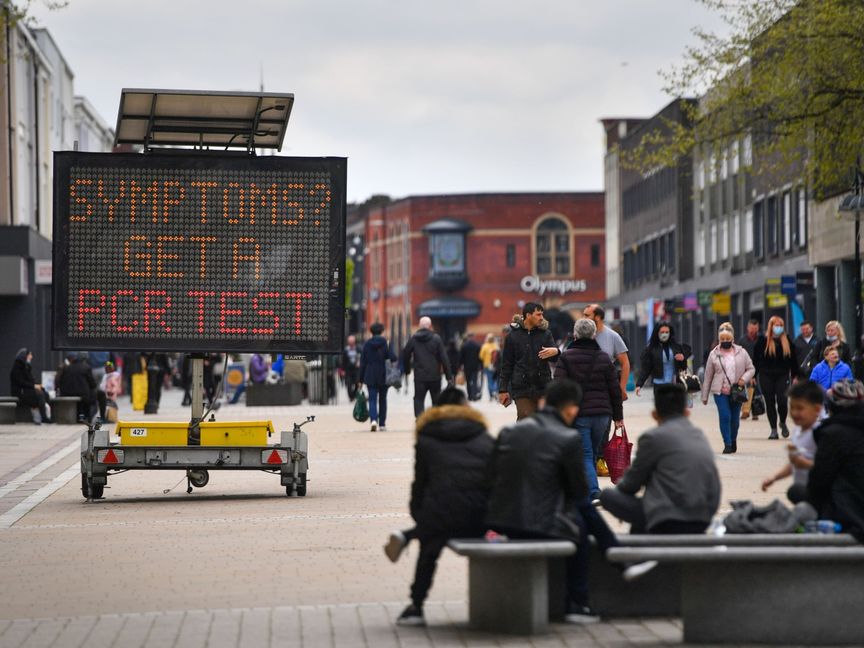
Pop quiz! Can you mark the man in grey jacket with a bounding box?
[599,383,721,534]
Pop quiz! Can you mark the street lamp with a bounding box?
[838,158,864,372]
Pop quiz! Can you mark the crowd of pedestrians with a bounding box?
[359,305,864,627]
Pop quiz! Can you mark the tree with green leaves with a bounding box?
[622,0,864,197]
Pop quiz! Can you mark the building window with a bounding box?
[732,213,741,257]
[668,232,676,271]
[710,222,718,264]
[797,187,808,249]
[506,244,516,268]
[753,201,764,258]
[720,218,729,260]
[590,243,600,267]
[697,228,706,269]
[535,217,570,277]
[783,191,792,252]
[767,196,778,256]
[745,207,754,253]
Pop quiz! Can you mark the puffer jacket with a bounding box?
[636,324,692,387]
[701,344,756,401]
[554,338,622,420]
[499,314,559,399]
[402,328,452,382]
[485,408,588,540]
[809,403,864,541]
[410,404,494,539]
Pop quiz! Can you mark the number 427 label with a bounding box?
[130,428,147,437]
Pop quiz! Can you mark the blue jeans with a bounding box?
[714,394,742,447]
[484,368,498,397]
[367,385,389,425]
[574,415,610,498]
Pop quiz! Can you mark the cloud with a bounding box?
[29,0,725,202]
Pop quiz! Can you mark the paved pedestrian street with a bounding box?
[0,386,841,647]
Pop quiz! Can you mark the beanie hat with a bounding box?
[827,380,864,407]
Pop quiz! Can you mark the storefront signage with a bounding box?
[52,152,347,352]
[780,275,797,297]
[683,293,699,312]
[697,290,714,307]
[520,275,587,296]
[711,292,731,315]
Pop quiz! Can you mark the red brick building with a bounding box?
[364,192,605,348]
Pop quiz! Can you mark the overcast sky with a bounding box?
[29,0,725,203]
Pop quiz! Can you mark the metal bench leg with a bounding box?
[468,557,549,634]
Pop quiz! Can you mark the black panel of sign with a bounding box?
[53,152,346,353]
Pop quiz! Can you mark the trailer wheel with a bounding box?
[188,470,209,488]
[81,474,104,499]
[287,473,307,497]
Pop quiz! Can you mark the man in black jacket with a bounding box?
[402,317,453,416]
[486,379,650,623]
[793,321,820,379]
[459,334,482,401]
[56,352,98,422]
[807,380,864,541]
[498,302,560,420]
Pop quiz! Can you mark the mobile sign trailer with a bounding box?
[54,89,346,499]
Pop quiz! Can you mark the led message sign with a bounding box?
[53,152,346,353]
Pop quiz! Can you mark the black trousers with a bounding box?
[759,370,790,430]
[413,379,442,416]
[409,535,448,608]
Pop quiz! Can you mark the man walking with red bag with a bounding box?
[599,384,721,534]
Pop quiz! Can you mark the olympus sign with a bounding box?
[520,275,588,296]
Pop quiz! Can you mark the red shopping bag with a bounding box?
[605,425,632,484]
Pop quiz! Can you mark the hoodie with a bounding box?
[499,314,558,399]
[359,335,397,387]
[402,328,452,382]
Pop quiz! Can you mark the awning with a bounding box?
[417,296,481,318]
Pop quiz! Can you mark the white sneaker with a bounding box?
[384,530,407,563]
[370,422,378,432]
[622,560,659,582]
[564,603,600,624]
[379,425,387,431]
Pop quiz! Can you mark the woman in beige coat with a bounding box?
[701,325,756,454]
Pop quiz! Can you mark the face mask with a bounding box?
[827,335,838,342]
[658,333,670,342]
[720,341,733,349]
[773,326,785,336]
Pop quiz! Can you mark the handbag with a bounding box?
[751,386,767,417]
[678,370,701,393]
[604,425,632,484]
[719,359,748,404]
[352,390,369,422]
[384,359,402,389]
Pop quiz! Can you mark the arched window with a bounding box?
[535,216,571,277]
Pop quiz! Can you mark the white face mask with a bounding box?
[658,332,670,343]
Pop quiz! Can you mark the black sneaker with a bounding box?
[768,429,779,440]
[781,423,790,438]
[564,603,599,624]
[396,604,425,627]
[722,445,734,454]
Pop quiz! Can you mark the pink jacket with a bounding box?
[701,344,756,401]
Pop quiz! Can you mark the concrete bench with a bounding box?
[589,533,857,619]
[0,402,16,424]
[0,396,35,423]
[246,382,303,406]
[51,396,82,424]
[606,544,864,645]
[447,539,575,635]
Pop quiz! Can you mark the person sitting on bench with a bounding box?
[9,347,52,424]
[56,352,97,423]
[600,383,720,534]
[485,379,653,625]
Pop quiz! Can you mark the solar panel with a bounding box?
[113,89,294,151]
